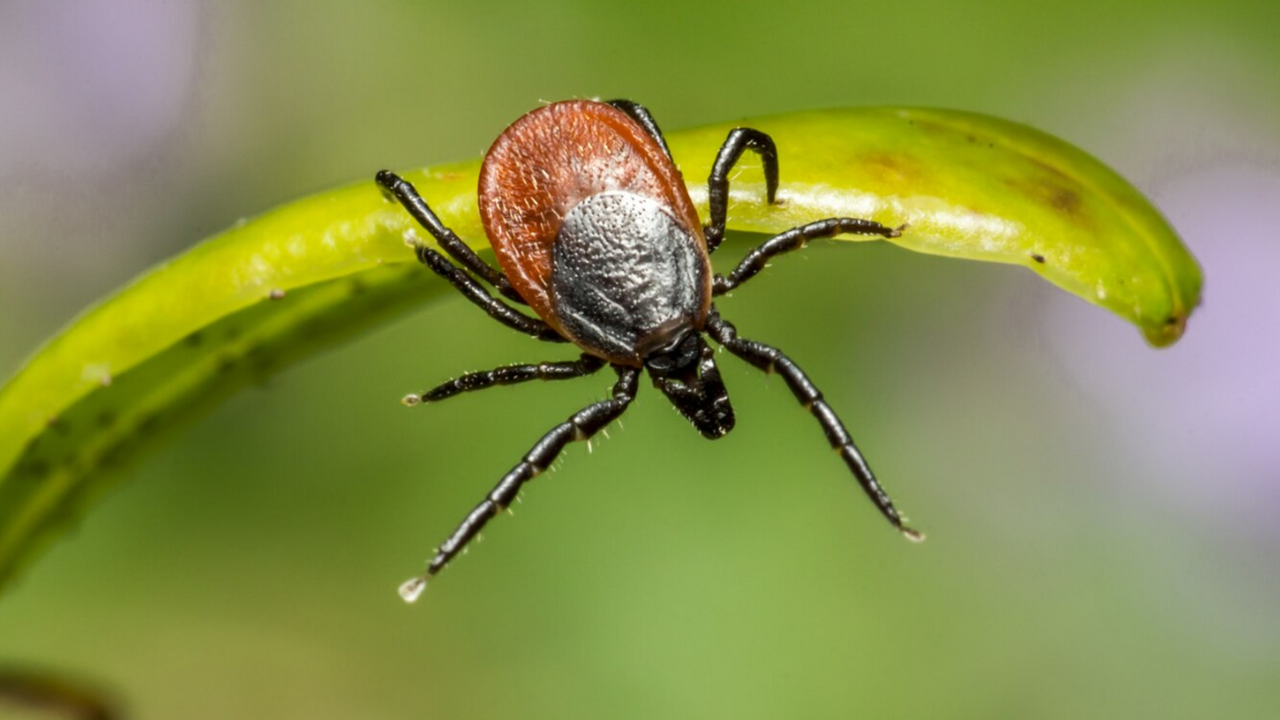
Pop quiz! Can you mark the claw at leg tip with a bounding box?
[399,577,427,603]
[901,526,926,543]
[401,394,422,407]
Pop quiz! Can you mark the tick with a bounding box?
[378,99,920,602]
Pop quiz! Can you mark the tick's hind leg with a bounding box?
[406,240,567,342]
[399,366,641,602]
[377,171,563,341]
[704,309,922,541]
[376,170,526,305]
[403,354,606,405]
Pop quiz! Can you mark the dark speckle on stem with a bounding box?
[1030,252,1046,264]
[217,354,238,374]
[138,413,162,435]
[98,442,126,469]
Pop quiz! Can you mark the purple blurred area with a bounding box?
[0,0,199,179]
[1050,166,1280,528]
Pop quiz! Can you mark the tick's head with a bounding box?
[648,331,736,440]
[641,326,702,380]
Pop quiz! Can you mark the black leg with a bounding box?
[705,128,780,253]
[405,233,567,342]
[713,218,906,295]
[606,99,673,160]
[399,366,642,601]
[376,170,527,305]
[403,354,606,405]
[703,309,922,541]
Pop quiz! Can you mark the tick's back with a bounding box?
[478,100,710,363]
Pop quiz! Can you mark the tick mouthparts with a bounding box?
[399,576,427,603]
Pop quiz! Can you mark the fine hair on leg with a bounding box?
[605,99,673,161]
[405,238,567,342]
[704,309,922,541]
[376,170,526,304]
[404,355,607,405]
[713,217,905,295]
[399,366,642,602]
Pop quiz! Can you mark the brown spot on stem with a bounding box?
[1144,311,1191,347]
[1030,252,1046,264]
[1048,186,1082,214]
[1006,176,1092,228]
[858,151,920,187]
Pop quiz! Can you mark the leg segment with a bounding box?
[406,234,567,343]
[399,366,642,601]
[606,99,673,160]
[703,309,922,541]
[405,354,606,405]
[713,218,905,295]
[376,170,526,305]
[705,128,780,253]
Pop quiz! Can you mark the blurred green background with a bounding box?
[1,0,1278,718]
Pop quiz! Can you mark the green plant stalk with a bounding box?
[0,107,1202,593]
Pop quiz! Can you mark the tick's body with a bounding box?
[481,101,711,365]
[378,100,919,602]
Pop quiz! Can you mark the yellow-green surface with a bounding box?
[0,108,1199,592]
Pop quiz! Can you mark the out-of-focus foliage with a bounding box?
[0,1,1275,719]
